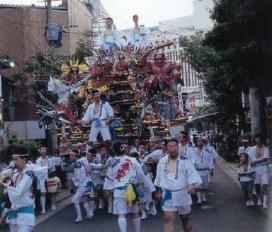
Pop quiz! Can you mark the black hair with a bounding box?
[91,89,100,94]
[130,152,140,162]
[11,146,29,160]
[180,131,188,138]
[138,141,146,147]
[71,148,79,155]
[165,138,179,146]
[240,153,249,162]
[106,17,113,22]
[112,141,125,156]
[88,148,96,155]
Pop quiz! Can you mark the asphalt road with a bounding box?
[34,165,269,232]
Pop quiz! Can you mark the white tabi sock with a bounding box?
[51,196,57,210]
[108,196,113,213]
[263,195,268,208]
[89,200,96,215]
[202,192,207,202]
[118,218,127,232]
[40,196,46,213]
[74,203,82,219]
[133,217,141,232]
[83,202,91,216]
[196,192,202,203]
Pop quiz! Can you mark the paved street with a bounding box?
[34,163,269,232]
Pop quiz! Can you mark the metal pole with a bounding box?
[46,0,53,24]
[0,75,2,98]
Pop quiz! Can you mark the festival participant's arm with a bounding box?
[7,171,34,203]
[80,105,93,124]
[186,161,202,194]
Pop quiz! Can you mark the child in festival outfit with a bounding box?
[238,153,255,206]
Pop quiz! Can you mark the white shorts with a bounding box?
[113,198,139,215]
[199,175,209,190]
[89,121,111,142]
[254,172,269,185]
[72,187,87,204]
[9,224,34,232]
[37,179,46,193]
[162,205,191,215]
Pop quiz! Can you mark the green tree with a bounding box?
[75,39,94,62]
[0,139,41,163]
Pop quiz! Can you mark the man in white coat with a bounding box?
[129,15,150,52]
[154,138,202,232]
[5,146,35,232]
[97,17,120,55]
[248,134,270,208]
[104,141,146,232]
[80,89,114,147]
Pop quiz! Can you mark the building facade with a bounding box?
[0,0,95,143]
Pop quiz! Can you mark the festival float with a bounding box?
[36,40,187,153]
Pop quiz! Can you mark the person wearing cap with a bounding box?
[79,89,114,147]
[177,131,197,165]
[36,146,62,213]
[4,146,35,232]
[104,141,146,232]
[248,134,270,208]
[154,138,202,232]
[238,139,251,156]
[194,136,214,204]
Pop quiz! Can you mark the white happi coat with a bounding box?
[36,156,61,174]
[154,155,202,207]
[143,149,166,164]
[179,145,197,165]
[72,160,91,189]
[205,144,219,159]
[97,27,120,52]
[194,148,214,176]
[104,155,145,198]
[79,157,105,186]
[129,25,149,49]
[248,145,270,174]
[238,146,251,156]
[6,168,35,226]
[237,163,254,182]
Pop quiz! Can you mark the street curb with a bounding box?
[216,157,240,187]
[35,190,71,225]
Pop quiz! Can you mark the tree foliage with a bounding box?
[0,139,41,163]
[179,0,272,132]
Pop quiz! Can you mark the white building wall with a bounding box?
[193,0,214,31]
[3,121,46,143]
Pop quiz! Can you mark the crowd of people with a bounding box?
[0,129,224,232]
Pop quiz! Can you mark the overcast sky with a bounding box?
[0,0,194,29]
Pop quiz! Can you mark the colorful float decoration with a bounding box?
[37,40,187,152]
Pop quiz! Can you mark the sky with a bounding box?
[0,0,194,29]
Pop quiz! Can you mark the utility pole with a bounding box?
[249,87,261,136]
[45,0,62,47]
